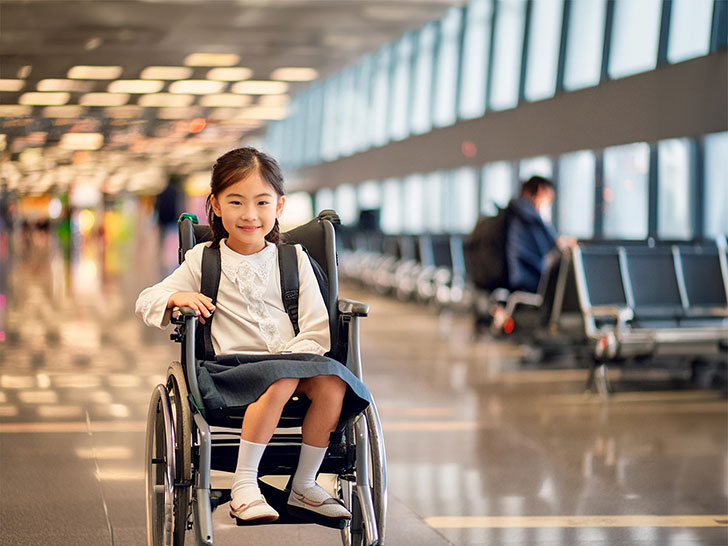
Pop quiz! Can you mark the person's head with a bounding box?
[520,175,555,211]
[206,147,286,254]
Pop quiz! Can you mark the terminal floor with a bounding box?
[1,233,727,546]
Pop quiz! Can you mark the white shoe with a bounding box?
[287,484,352,520]
[229,495,279,524]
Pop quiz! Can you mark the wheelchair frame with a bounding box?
[144,213,387,546]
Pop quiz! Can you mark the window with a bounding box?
[704,132,728,238]
[337,66,357,157]
[667,0,714,63]
[320,76,340,161]
[315,188,335,216]
[424,172,445,232]
[403,174,426,233]
[433,7,463,128]
[657,138,693,239]
[602,142,650,239]
[352,56,374,154]
[459,0,493,120]
[518,156,553,181]
[381,178,402,234]
[411,23,437,135]
[489,0,527,111]
[481,161,514,215]
[563,0,607,91]
[558,150,595,238]
[390,34,414,141]
[370,46,392,147]
[524,0,565,102]
[304,86,324,164]
[447,167,479,233]
[608,0,662,79]
[335,184,358,226]
[358,180,381,210]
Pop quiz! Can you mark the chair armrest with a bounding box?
[170,306,198,324]
[504,291,543,316]
[589,305,633,324]
[338,298,369,317]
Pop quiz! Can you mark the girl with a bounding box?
[136,147,371,524]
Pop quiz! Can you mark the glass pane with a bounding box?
[358,180,381,210]
[704,131,728,238]
[489,0,527,111]
[481,161,515,215]
[564,0,607,91]
[448,167,479,233]
[524,0,565,102]
[315,188,335,216]
[558,150,595,238]
[518,156,553,180]
[411,23,437,135]
[433,7,463,128]
[424,171,445,232]
[390,35,414,141]
[602,142,650,239]
[336,184,358,226]
[381,178,402,234]
[657,138,692,239]
[352,56,374,154]
[320,76,339,161]
[304,86,323,164]
[459,0,493,120]
[608,0,662,79]
[403,174,426,233]
[370,46,392,147]
[338,66,357,157]
[667,0,714,63]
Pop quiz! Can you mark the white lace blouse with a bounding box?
[135,240,330,356]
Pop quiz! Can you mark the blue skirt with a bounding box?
[196,353,372,426]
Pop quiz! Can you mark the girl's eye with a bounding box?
[258,201,269,206]
[230,200,241,205]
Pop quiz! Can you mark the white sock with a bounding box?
[291,443,328,493]
[231,439,267,508]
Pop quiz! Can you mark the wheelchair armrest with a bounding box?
[170,306,198,324]
[338,298,369,317]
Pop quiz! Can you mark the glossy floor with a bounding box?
[1,230,727,546]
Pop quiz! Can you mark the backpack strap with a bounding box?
[200,245,221,360]
[278,244,300,336]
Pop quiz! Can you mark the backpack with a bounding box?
[464,206,510,290]
[196,243,329,361]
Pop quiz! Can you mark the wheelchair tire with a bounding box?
[146,385,177,546]
[167,361,192,545]
[366,403,387,545]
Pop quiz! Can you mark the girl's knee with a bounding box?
[264,377,298,403]
[308,375,346,401]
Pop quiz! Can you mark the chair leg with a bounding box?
[595,363,611,398]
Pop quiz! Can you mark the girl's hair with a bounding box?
[206,147,286,247]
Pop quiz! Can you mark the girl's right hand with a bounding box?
[167,292,216,322]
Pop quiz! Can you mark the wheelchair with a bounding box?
[145,210,387,546]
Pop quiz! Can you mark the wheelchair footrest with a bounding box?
[285,505,350,530]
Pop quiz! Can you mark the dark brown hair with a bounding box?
[205,147,286,247]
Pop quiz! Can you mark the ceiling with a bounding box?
[0,0,459,195]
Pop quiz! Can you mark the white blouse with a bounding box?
[135,240,330,356]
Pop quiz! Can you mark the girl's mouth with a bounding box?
[239,226,259,232]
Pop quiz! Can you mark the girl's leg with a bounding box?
[232,377,299,510]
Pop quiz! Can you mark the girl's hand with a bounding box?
[167,292,216,322]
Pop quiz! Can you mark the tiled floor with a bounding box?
[1,229,727,545]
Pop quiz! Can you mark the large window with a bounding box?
[608,0,662,79]
[518,156,553,181]
[411,23,437,135]
[433,7,463,128]
[558,150,595,239]
[489,0,527,111]
[403,174,426,233]
[352,56,374,154]
[481,161,514,215]
[335,184,358,226]
[563,0,607,90]
[380,178,402,234]
[657,138,692,240]
[524,0,565,102]
[357,180,381,213]
[445,167,479,233]
[602,142,650,239]
[667,0,714,64]
[390,35,414,141]
[458,0,493,120]
[370,46,392,147]
[315,187,335,216]
[337,66,357,158]
[424,172,445,232]
[703,132,728,238]
[320,76,340,161]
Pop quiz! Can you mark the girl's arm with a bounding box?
[135,243,208,328]
[282,245,331,355]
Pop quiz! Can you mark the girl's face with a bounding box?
[210,171,285,255]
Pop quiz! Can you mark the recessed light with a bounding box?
[60,133,104,151]
[270,67,318,81]
[206,67,253,81]
[43,105,86,118]
[199,94,252,107]
[138,94,195,107]
[107,80,165,94]
[20,92,70,105]
[67,66,123,80]
[168,80,226,94]
[37,79,94,92]
[140,66,193,80]
[184,53,240,67]
[80,93,129,106]
[0,105,32,117]
[231,80,288,95]
[0,79,25,92]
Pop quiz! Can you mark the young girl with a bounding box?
[136,147,371,524]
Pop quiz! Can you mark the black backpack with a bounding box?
[464,206,510,291]
[196,243,329,361]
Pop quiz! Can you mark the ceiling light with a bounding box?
[239,105,288,120]
[270,67,318,81]
[60,133,104,151]
[199,94,252,107]
[0,79,25,91]
[105,105,144,118]
[258,94,290,106]
[0,105,32,117]
[17,66,32,79]
[231,80,288,95]
[138,93,194,107]
[156,107,201,120]
[107,80,165,94]
[37,79,94,92]
[169,80,226,94]
[43,105,86,118]
[80,93,129,106]
[20,92,70,105]
[140,66,193,80]
[206,67,253,81]
[184,53,240,67]
[67,65,123,80]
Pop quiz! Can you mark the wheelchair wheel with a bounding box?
[146,385,177,546]
[167,361,192,545]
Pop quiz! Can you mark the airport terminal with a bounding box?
[0,0,727,545]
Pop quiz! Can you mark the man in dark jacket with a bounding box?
[505,176,558,293]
